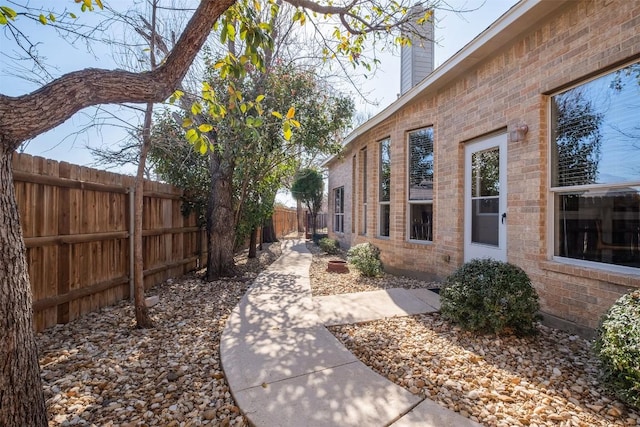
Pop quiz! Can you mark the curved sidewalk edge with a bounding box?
[220,238,482,427]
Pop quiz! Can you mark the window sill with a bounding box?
[407,239,434,246]
[541,258,640,287]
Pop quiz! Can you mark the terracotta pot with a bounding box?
[327,260,349,273]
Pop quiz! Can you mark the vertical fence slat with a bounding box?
[57,162,71,324]
[12,153,203,332]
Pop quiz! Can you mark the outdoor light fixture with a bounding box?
[509,123,529,142]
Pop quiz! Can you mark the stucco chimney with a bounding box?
[400,7,435,95]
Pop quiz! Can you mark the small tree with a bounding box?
[291,168,323,235]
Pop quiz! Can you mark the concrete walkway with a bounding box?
[220,239,482,427]
[314,287,440,326]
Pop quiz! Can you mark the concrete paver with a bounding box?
[314,288,438,326]
[407,288,441,311]
[390,399,483,427]
[221,326,358,390]
[233,362,421,427]
[220,238,481,426]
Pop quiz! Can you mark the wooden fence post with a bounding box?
[128,187,135,301]
[57,162,71,324]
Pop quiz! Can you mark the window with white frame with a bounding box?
[360,147,368,235]
[351,156,356,233]
[334,186,344,233]
[408,127,434,241]
[379,138,391,237]
[551,61,640,270]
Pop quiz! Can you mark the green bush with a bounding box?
[347,242,383,277]
[318,237,340,255]
[440,258,540,336]
[593,289,640,410]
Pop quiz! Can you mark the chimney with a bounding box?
[400,7,435,95]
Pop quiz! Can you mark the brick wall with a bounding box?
[326,0,640,333]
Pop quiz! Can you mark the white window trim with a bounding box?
[361,202,368,235]
[407,127,434,243]
[379,138,391,238]
[407,201,433,244]
[379,202,391,238]
[334,186,344,234]
[360,147,368,235]
[546,60,640,273]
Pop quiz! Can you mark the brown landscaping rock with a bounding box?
[38,242,280,426]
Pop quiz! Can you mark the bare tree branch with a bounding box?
[0,0,234,149]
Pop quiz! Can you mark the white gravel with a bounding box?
[308,242,640,427]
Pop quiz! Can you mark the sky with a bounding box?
[1,0,518,186]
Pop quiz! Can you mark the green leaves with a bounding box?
[184,126,213,155]
[77,0,104,13]
[191,102,202,115]
[0,6,15,25]
[185,128,198,144]
[168,89,184,105]
[347,243,383,277]
[1,0,104,26]
[292,9,306,26]
[594,289,640,410]
[283,122,292,141]
[279,107,301,141]
[416,9,433,25]
[441,259,541,336]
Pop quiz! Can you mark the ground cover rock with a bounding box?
[39,242,282,426]
[307,242,640,427]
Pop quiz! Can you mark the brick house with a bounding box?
[325,0,640,335]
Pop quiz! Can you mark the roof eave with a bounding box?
[324,0,569,166]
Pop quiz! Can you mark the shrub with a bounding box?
[440,258,540,336]
[593,289,640,410]
[318,237,340,255]
[347,242,383,277]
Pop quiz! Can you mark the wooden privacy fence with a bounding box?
[12,154,299,331]
[272,206,299,238]
[13,153,204,332]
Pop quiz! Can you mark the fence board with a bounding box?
[12,153,204,331]
[13,153,299,331]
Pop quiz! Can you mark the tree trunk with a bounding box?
[312,212,318,235]
[0,149,48,426]
[131,0,159,330]
[206,150,236,280]
[296,199,304,232]
[0,2,237,423]
[0,0,236,147]
[248,227,258,258]
[262,216,278,243]
[132,102,155,329]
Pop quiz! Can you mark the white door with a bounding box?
[464,133,507,262]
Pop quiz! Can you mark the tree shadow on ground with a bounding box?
[330,313,638,427]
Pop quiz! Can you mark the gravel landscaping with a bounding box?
[308,243,640,427]
[38,239,639,427]
[38,242,282,427]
